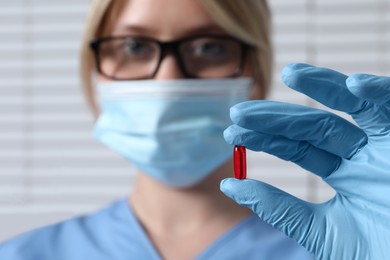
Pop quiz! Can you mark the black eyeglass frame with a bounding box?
[89,34,252,80]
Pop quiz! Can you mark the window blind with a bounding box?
[0,0,389,241]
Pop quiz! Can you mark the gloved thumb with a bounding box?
[220,178,317,249]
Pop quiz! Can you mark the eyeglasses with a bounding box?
[90,35,250,80]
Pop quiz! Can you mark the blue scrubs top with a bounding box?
[0,198,313,260]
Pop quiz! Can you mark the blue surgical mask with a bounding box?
[94,78,251,187]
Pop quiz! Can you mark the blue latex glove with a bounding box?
[222,63,390,260]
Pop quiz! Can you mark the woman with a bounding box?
[0,0,312,259]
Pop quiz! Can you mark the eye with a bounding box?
[123,39,153,56]
[193,42,227,57]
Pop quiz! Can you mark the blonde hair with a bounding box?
[80,0,272,116]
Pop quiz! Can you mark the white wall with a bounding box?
[0,0,389,242]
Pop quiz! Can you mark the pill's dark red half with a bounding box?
[234,145,247,179]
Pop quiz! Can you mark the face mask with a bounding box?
[94,78,251,188]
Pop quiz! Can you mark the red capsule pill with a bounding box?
[234,145,247,179]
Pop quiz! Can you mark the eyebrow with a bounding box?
[115,24,228,38]
[115,24,156,35]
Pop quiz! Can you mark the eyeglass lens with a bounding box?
[97,36,243,79]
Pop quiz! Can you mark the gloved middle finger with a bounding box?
[281,63,366,114]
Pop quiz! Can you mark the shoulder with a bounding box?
[0,198,134,260]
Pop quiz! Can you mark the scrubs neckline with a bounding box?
[119,197,259,259]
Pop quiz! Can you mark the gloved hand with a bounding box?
[221,63,390,260]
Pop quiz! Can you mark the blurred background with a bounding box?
[0,0,389,242]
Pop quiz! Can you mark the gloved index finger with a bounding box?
[230,100,368,160]
[282,63,367,114]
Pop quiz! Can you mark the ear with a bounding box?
[246,48,266,100]
[250,76,266,100]
[250,61,267,99]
